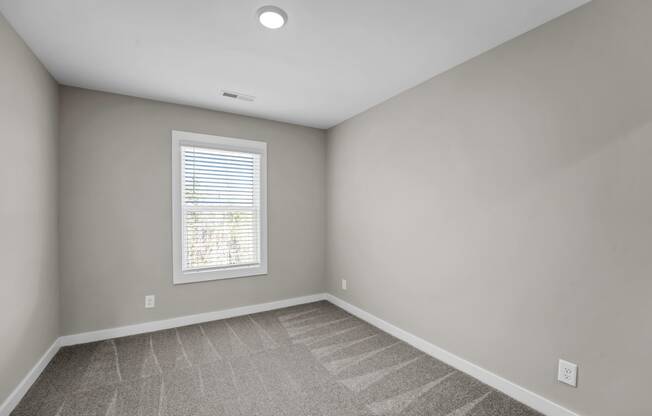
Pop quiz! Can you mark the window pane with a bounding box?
[181,145,261,271]
[183,208,259,270]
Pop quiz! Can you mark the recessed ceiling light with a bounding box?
[257,6,287,29]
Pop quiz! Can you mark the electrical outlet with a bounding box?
[558,359,578,387]
[145,295,156,309]
[341,279,347,290]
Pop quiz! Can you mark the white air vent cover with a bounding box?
[219,89,255,102]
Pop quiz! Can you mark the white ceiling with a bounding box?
[0,0,589,128]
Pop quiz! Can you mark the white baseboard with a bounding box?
[0,338,61,416]
[60,293,327,346]
[2,292,578,416]
[324,294,580,416]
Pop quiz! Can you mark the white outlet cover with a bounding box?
[558,359,578,387]
[145,295,156,309]
[342,279,347,290]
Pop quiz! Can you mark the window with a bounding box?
[172,130,267,284]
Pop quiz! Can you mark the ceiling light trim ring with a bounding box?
[257,5,288,29]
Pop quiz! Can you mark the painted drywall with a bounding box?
[58,87,326,335]
[326,1,652,415]
[0,13,59,406]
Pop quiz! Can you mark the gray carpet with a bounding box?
[12,301,542,416]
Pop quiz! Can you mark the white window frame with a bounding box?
[172,130,268,284]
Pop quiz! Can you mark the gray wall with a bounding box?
[0,14,59,405]
[326,2,652,416]
[59,87,326,335]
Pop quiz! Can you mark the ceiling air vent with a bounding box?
[219,89,255,102]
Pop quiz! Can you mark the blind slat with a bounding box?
[183,150,254,162]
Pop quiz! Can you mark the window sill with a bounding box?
[173,264,268,285]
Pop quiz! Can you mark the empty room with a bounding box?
[1,1,650,415]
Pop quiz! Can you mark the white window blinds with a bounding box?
[181,145,261,272]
